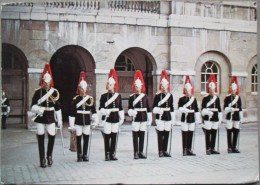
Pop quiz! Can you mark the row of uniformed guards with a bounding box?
[31,64,243,168]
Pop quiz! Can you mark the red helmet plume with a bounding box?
[76,71,88,94]
[39,63,54,87]
[206,74,218,93]
[132,70,146,92]
[159,70,170,91]
[183,75,194,95]
[106,69,118,91]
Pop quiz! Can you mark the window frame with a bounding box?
[200,61,220,95]
[114,55,135,72]
[251,64,257,95]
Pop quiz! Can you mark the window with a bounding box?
[201,61,219,93]
[251,64,257,92]
[114,55,135,71]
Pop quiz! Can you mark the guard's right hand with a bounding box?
[208,111,214,118]
[39,107,45,116]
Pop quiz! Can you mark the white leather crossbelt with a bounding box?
[77,110,90,114]
[134,108,147,111]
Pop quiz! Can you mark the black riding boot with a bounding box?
[227,129,233,153]
[37,134,46,168]
[47,134,55,166]
[1,115,6,129]
[76,135,83,162]
[104,133,111,161]
[132,131,139,159]
[232,128,240,153]
[211,129,220,154]
[110,132,118,160]
[182,131,188,156]
[205,129,211,155]
[83,134,89,161]
[187,131,196,156]
[157,130,164,157]
[162,131,171,157]
[138,131,146,159]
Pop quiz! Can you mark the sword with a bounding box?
[56,126,65,155]
[168,124,173,155]
[87,124,94,160]
[192,126,196,152]
[114,124,121,156]
[145,125,150,158]
[217,127,220,152]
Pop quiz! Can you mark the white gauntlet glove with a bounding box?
[128,109,137,117]
[147,112,152,126]
[179,107,189,114]
[55,110,63,128]
[153,107,164,115]
[100,108,111,116]
[224,107,234,115]
[69,116,75,130]
[201,109,213,117]
[31,105,44,116]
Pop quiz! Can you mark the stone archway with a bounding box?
[1,43,28,126]
[194,50,231,101]
[50,45,95,121]
[114,47,157,122]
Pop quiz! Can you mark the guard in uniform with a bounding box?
[69,72,98,162]
[31,64,62,168]
[99,69,124,161]
[128,70,152,159]
[224,76,243,153]
[201,74,222,155]
[1,89,10,129]
[153,70,175,157]
[178,75,200,156]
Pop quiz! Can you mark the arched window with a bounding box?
[251,64,257,92]
[201,61,219,93]
[114,55,135,71]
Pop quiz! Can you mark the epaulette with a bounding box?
[156,91,161,95]
[34,87,41,91]
[130,93,135,97]
[226,94,232,97]
[73,95,79,100]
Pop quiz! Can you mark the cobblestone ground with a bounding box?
[1,122,259,184]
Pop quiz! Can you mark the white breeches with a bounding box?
[103,122,119,134]
[226,121,240,129]
[155,120,171,131]
[181,122,195,131]
[75,125,90,136]
[36,123,56,136]
[132,122,147,132]
[203,121,220,130]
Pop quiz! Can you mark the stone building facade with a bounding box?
[1,0,257,129]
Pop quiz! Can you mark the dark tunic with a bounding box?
[128,93,151,122]
[178,96,199,123]
[99,92,123,123]
[70,95,96,126]
[201,95,221,121]
[1,97,10,114]
[152,92,174,121]
[31,87,61,124]
[224,95,242,121]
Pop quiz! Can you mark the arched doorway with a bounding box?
[114,47,157,122]
[50,45,95,122]
[1,43,28,125]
